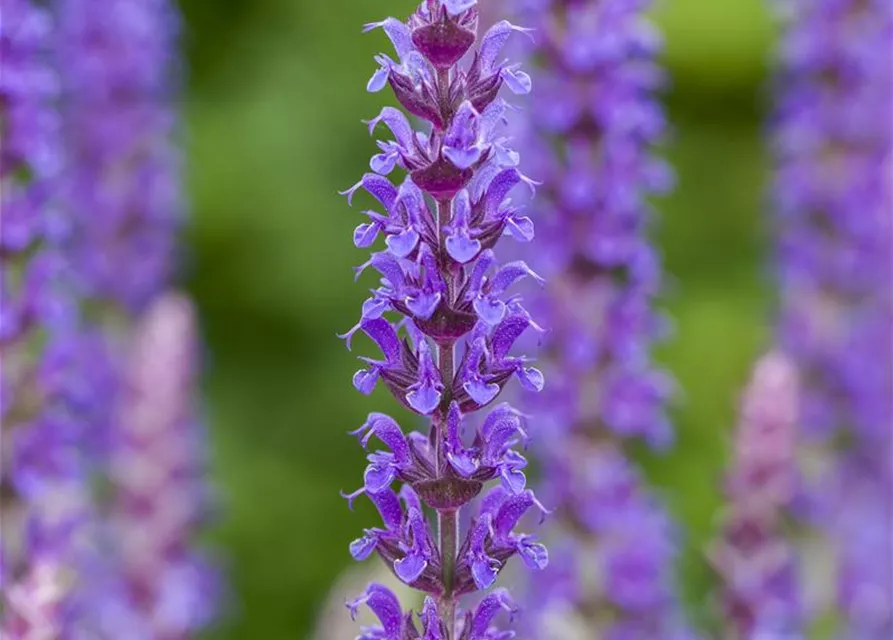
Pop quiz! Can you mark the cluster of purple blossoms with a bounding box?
[771,0,893,635]
[56,0,183,313]
[341,1,550,637]
[49,0,184,483]
[55,0,216,634]
[93,294,217,638]
[709,353,802,637]
[2,0,215,636]
[774,0,893,450]
[1,0,84,633]
[505,1,691,637]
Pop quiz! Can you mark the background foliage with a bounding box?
[177,0,778,636]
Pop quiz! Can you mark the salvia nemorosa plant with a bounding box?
[771,0,893,635]
[2,0,214,635]
[57,0,183,313]
[709,353,802,638]
[508,1,692,637]
[1,0,80,632]
[56,0,217,634]
[95,293,216,638]
[340,1,550,637]
[50,0,185,456]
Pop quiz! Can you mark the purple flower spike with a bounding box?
[56,3,218,626]
[3,0,215,635]
[769,0,893,633]
[57,0,184,313]
[508,0,697,637]
[709,353,803,636]
[98,294,217,638]
[1,2,86,633]
[343,2,545,636]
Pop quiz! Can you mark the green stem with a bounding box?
[438,342,455,409]
[439,508,459,638]
[432,62,459,631]
[437,340,457,637]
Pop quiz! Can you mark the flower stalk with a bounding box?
[2,0,215,634]
[508,0,694,636]
[1,2,80,633]
[94,293,216,638]
[709,353,802,638]
[770,0,893,634]
[341,2,549,637]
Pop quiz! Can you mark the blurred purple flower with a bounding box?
[3,0,212,635]
[94,294,217,639]
[56,0,183,313]
[709,353,803,637]
[1,1,83,633]
[773,0,893,444]
[342,1,546,636]
[1,0,65,374]
[771,0,893,632]
[507,0,693,636]
[1,559,68,638]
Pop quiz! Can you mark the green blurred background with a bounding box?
[177,0,778,636]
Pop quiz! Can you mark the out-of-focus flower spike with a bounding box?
[509,0,695,637]
[769,0,893,633]
[100,293,217,638]
[1,1,88,635]
[709,352,803,637]
[57,0,184,313]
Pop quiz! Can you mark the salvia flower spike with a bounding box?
[59,0,212,632]
[3,0,213,634]
[509,0,696,636]
[1,1,82,633]
[95,294,217,638]
[341,2,546,637]
[709,353,803,637]
[771,0,893,633]
[57,0,184,313]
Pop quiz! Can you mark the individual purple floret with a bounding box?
[709,353,802,637]
[56,0,182,313]
[507,0,692,636]
[770,0,893,633]
[93,293,216,638]
[341,2,546,637]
